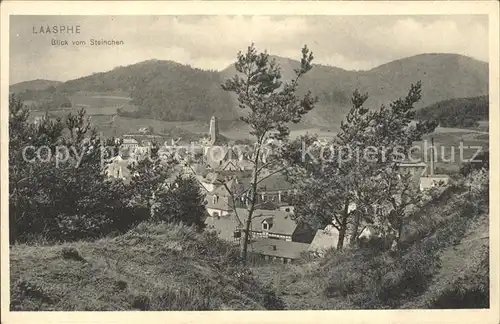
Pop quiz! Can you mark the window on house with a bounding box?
[285,208,290,212]
[262,223,268,230]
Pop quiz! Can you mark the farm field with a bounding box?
[220,124,340,142]
[26,90,138,117]
[414,129,489,173]
[70,91,137,114]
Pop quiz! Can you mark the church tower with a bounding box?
[209,116,219,145]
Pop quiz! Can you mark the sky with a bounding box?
[10,15,488,84]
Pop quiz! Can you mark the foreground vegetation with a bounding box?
[10,223,283,311]
[10,168,489,310]
[251,171,489,309]
[9,93,208,245]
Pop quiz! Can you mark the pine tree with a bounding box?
[9,95,134,242]
[221,44,317,261]
[128,144,174,220]
[153,174,207,230]
[285,83,437,249]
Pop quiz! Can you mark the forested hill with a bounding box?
[416,95,488,128]
[10,53,488,126]
[281,53,488,125]
[60,60,237,121]
[9,79,62,93]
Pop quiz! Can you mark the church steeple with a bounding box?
[209,116,219,145]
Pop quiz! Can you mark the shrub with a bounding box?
[431,285,489,309]
[12,279,60,309]
[427,242,489,309]
[460,151,489,176]
[358,236,393,252]
[324,237,441,308]
[263,289,286,310]
[152,175,207,230]
[324,248,383,298]
[53,205,149,242]
[382,238,441,303]
[114,280,128,290]
[130,294,150,310]
[60,247,86,262]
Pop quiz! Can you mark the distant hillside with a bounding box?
[10,53,488,126]
[10,79,62,93]
[222,53,488,126]
[360,54,488,107]
[416,95,488,128]
[58,60,237,121]
[10,80,72,111]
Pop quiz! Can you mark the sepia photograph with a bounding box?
[1,1,499,323]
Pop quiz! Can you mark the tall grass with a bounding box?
[10,222,283,311]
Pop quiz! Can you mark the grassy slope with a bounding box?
[10,223,275,311]
[402,214,489,308]
[9,183,489,311]
[250,261,338,310]
[251,187,489,310]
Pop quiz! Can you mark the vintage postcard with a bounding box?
[1,1,499,323]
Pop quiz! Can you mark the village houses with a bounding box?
[105,115,452,263]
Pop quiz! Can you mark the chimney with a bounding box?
[430,137,435,176]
